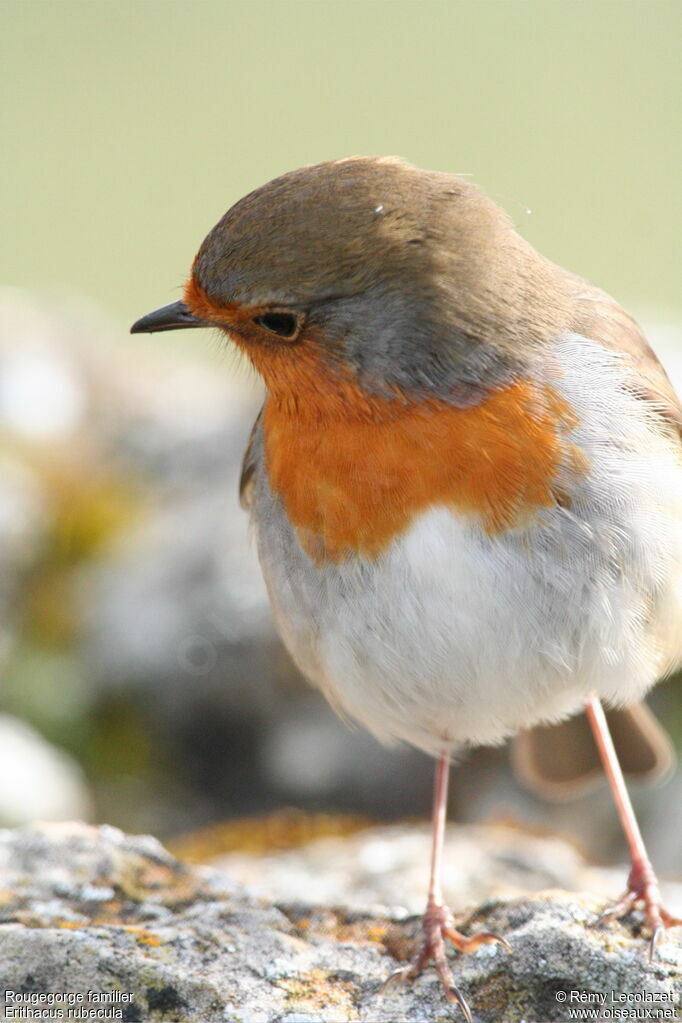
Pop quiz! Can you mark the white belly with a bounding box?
[252,336,682,756]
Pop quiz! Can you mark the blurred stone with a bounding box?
[0,455,47,636]
[0,716,93,826]
[261,697,433,813]
[0,289,89,441]
[210,819,682,917]
[80,486,273,699]
[0,821,680,1022]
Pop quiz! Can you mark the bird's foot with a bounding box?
[384,899,511,1021]
[598,856,682,959]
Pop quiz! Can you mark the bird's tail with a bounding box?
[511,701,676,801]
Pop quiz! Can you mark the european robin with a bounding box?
[132,157,682,1018]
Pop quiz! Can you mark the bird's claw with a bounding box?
[381,900,510,1021]
[597,859,682,960]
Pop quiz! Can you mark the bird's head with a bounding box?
[132,157,570,418]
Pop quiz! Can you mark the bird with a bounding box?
[132,157,682,1019]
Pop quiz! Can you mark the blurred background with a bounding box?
[1,0,680,872]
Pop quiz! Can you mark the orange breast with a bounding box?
[263,380,582,562]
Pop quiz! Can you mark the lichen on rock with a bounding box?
[0,821,680,1021]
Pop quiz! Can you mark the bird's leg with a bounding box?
[385,751,510,1020]
[585,693,681,957]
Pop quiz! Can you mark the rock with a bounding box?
[0,821,680,1022]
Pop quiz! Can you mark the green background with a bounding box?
[2,0,681,326]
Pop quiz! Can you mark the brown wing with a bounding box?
[571,280,682,442]
[239,406,264,511]
[512,702,676,802]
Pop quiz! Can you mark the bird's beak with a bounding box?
[130,300,211,334]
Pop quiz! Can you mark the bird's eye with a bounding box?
[252,312,301,340]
